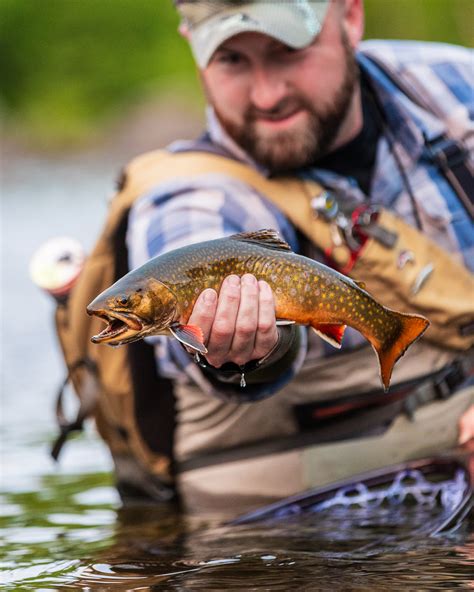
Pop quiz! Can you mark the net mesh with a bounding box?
[274,468,469,519]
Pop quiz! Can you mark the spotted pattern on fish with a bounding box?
[87,230,429,390]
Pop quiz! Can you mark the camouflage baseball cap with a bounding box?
[175,1,330,68]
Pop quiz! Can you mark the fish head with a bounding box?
[87,276,178,346]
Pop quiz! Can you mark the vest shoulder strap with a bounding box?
[113,148,330,254]
[120,148,323,206]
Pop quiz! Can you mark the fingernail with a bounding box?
[227,275,240,287]
[242,274,256,286]
[203,289,217,304]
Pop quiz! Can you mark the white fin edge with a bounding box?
[311,326,342,349]
[169,326,208,354]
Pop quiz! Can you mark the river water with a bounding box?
[1,153,473,590]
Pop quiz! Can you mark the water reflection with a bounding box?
[62,507,474,591]
[2,449,472,591]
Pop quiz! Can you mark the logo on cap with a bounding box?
[217,12,260,31]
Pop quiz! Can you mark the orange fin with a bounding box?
[311,323,346,349]
[367,311,429,392]
[169,323,208,354]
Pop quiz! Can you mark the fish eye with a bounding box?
[117,295,129,306]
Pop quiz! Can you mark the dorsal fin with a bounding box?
[230,229,293,252]
[353,279,367,291]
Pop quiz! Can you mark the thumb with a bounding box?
[458,404,474,445]
[187,288,218,344]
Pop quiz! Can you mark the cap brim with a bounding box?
[189,1,329,68]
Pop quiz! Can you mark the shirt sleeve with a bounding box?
[126,174,307,401]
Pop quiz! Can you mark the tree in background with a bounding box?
[0,0,471,149]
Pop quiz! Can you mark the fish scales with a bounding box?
[87,230,429,390]
[155,241,397,344]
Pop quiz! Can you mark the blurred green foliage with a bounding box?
[364,0,472,46]
[0,0,471,148]
[0,0,197,146]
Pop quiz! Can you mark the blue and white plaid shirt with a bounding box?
[127,40,474,400]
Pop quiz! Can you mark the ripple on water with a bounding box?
[1,559,81,587]
[3,527,64,545]
[47,509,117,527]
[73,486,120,506]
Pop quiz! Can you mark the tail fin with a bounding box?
[369,311,429,391]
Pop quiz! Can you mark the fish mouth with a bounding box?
[89,310,146,345]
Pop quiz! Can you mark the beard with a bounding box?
[211,33,359,173]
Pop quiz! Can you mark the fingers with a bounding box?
[253,280,279,359]
[207,274,278,368]
[188,274,278,369]
[229,274,259,365]
[187,288,218,344]
[206,275,241,367]
[458,404,474,445]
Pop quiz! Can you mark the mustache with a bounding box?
[245,96,312,122]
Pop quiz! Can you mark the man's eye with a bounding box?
[279,46,300,57]
[216,51,243,65]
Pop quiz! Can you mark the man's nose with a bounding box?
[249,66,288,111]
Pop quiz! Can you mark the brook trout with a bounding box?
[87,230,429,390]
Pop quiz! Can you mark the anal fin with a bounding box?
[311,323,346,348]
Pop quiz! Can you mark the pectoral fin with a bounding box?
[276,319,296,326]
[311,323,346,348]
[169,323,208,354]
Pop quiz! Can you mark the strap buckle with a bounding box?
[425,135,469,170]
[423,133,474,220]
[433,360,466,400]
[352,205,398,249]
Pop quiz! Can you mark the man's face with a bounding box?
[201,4,360,172]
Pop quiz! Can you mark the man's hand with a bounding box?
[458,404,474,445]
[188,274,279,368]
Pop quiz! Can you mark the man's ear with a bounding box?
[341,0,364,48]
[178,22,191,40]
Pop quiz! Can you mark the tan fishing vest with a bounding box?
[55,149,474,485]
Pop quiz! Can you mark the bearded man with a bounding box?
[92,0,474,513]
